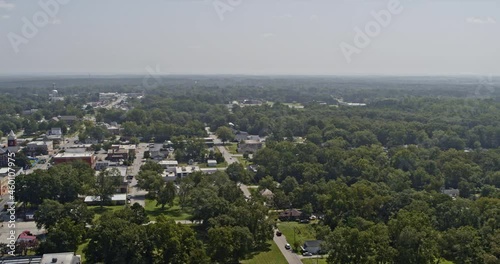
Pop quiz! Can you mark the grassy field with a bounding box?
[241,241,288,264]
[226,143,238,154]
[276,221,317,251]
[145,197,192,221]
[89,205,125,221]
[236,156,251,167]
[301,257,327,264]
[76,239,89,263]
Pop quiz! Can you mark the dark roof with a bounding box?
[59,115,78,121]
[279,209,302,218]
[304,240,323,248]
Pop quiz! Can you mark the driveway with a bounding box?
[273,228,303,264]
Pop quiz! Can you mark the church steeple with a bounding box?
[7,130,17,147]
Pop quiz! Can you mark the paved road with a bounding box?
[0,220,44,241]
[273,228,303,264]
[128,143,148,207]
[239,183,252,198]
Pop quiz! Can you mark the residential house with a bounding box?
[442,188,460,199]
[301,240,324,255]
[279,209,303,221]
[234,132,261,143]
[260,188,274,200]
[50,127,63,136]
[237,140,263,154]
[58,115,79,124]
[21,109,38,115]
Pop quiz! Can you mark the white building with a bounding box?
[175,166,200,178]
[159,160,178,172]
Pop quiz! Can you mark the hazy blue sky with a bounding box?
[0,0,499,75]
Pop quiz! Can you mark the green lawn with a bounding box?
[241,241,288,264]
[89,205,125,221]
[236,156,251,167]
[226,143,238,154]
[301,257,327,264]
[76,239,89,263]
[145,197,192,221]
[276,221,317,251]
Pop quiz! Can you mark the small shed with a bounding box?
[207,159,217,167]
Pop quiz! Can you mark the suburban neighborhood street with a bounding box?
[273,229,303,264]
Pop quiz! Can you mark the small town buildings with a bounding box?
[84,194,127,205]
[0,252,81,263]
[149,143,168,160]
[40,252,82,264]
[101,167,128,193]
[95,161,109,171]
[53,152,96,167]
[25,140,53,156]
[159,160,178,172]
[107,148,129,161]
[175,166,200,178]
[0,131,21,167]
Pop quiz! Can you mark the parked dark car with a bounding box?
[276,231,282,236]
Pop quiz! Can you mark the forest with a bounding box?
[1,75,500,263]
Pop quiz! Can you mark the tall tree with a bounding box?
[215,126,234,144]
[156,181,176,209]
[94,168,122,206]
